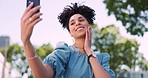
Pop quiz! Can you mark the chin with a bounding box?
[76,33,86,38]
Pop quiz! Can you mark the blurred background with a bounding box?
[0,0,148,78]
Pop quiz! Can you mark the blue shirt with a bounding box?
[43,42,115,78]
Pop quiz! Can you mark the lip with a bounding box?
[75,26,84,31]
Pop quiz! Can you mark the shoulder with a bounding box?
[53,41,72,57]
[55,41,69,49]
[43,42,72,77]
[95,52,110,58]
[95,52,111,64]
[44,41,71,60]
[43,41,71,66]
[54,41,71,51]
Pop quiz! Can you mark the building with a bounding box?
[0,36,10,78]
[0,36,9,49]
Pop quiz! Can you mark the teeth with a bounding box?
[77,28,84,31]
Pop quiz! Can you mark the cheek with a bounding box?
[69,26,75,35]
[69,26,73,31]
[84,21,91,26]
[84,24,91,29]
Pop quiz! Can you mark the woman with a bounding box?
[21,2,115,78]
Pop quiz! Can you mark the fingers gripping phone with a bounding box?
[27,0,40,13]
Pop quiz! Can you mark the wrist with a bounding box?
[88,52,97,64]
[86,49,93,56]
[88,52,96,58]
[26,53,38,60]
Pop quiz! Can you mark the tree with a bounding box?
[36,43,54,60]
[0,43,54,78]
[92,24,148,77]
[0,44,27,77]
[103,0,148,36]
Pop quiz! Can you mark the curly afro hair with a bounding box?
[57,3,96,31]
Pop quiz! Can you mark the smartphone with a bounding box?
[26,0,40,12]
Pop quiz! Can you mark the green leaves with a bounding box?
[1,43,54,77]
[104,0,148,36]
[36,43,54,60]
[92,24,148,74]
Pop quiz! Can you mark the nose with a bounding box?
[76,21,81,26]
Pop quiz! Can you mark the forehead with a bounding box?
[69,14,85,22]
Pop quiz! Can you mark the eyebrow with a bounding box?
[69,16,84,23]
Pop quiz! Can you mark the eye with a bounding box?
[79,19,85,22]
[70,22,75,26]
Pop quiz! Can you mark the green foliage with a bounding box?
[0,44,29,77]
[36,43,54,60]
[0,44,22,62]
[1,43,54,77]
[92,24,148,77]
[103,0,148,36]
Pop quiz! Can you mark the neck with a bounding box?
[74,38,85,53]
[74,38,84,47]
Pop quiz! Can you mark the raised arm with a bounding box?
[21,2,54,78]
[84,26,111,78]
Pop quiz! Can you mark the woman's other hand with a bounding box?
[84,26,93,55]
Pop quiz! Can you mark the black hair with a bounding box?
[58,3,96,31]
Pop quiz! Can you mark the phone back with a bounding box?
[26,0,40,7]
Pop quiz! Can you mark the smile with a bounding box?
[76,26,84,31]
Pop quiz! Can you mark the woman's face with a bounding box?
[68,14,91,38]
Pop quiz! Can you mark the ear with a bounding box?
[70,34,73,37]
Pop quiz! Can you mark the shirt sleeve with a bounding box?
[96,53,115,78]
[43,42,71,78]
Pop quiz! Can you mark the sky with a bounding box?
[0,0,148,60]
